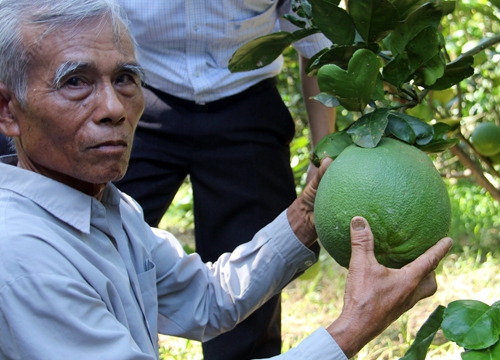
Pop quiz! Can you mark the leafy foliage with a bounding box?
[401,300,500,359]
[228,0,471,160]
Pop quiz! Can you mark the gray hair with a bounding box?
[0,0,134,107]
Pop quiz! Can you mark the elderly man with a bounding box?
[0,0,452,359]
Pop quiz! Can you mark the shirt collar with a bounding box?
[0,155,121,234]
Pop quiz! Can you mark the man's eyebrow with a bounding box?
[53,61,145,89]
[120,62,146,83]
[53,61,92,89]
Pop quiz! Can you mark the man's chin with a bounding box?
[81,166,128,185]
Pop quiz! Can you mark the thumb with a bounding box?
[349,216,377,267]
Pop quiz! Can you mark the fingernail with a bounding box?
[351,218,365,231]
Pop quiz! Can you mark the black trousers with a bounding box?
[115,79,297,359]
[0,134,13,156]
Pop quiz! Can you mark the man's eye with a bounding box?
[116,74,137,85]
[64,77,86,87]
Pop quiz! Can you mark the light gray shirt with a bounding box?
[0,156,346,360]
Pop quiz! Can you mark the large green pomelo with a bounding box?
[314,138,451,269]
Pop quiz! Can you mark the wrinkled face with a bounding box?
[8,18,145,196]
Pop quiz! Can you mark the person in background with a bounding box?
[114,2,336,358]
[0,133,12,155]
[0,1,453,359]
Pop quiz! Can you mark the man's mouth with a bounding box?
[90,140,128,152]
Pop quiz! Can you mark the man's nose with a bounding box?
[94,83,126,124]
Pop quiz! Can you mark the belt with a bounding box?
[144,77,278,112]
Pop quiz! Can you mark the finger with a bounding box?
[348,216,378,267]
[405,237,453,279]
[319,156,333,172]
[305,165,317,185]
[312,157,333,187]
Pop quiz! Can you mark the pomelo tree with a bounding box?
[229,0,500,203]
[228,0,500,358]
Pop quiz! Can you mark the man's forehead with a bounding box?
[22,20,136,72]
[23,16,132,53]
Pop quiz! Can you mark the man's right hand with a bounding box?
[326,216,453,358]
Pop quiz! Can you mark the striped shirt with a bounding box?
[118,0,331,103]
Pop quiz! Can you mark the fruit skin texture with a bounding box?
[470,122,500,157]
[314,138,451,269]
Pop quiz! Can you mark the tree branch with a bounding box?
[449,143,500,203]
[457,34,500,59]
[457,132,500,179]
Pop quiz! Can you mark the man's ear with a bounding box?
[0,83,20,137]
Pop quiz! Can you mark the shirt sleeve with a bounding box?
[152,210,319,341]
[269,328,348,359]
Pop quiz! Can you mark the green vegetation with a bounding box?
[469,122,500,156]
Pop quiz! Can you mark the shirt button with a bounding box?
[304,260,314,267]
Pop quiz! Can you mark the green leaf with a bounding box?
[389,0,427,20]
[228,28,318,72]
[373,73,387,104]
[442,300,500,350]
[228,32,293,72]
[423,56,475,90]
[436,117,461,132]
[386,113,416,144]
[414,122,458,153]
[348,0,399,43]
[304,48,330,75]
[432,122,453,139]
[461,340,500,360]
[400,305,445,360]
[382,55,414,88]
[311,92,341,108]
[311,131,354,167]
[317,49,380,112]
[300,0,314,18]
[387,112,434,145]
[416,52,447,86]
[416,138,459,154]
[406,27,444,67]
[383,27,445,87]
[347,108,390,147]
[282,14,307,28]
[305,43,380,74]
[389,2,444,56]
[310,0,356,45]
[292,0,315,18]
